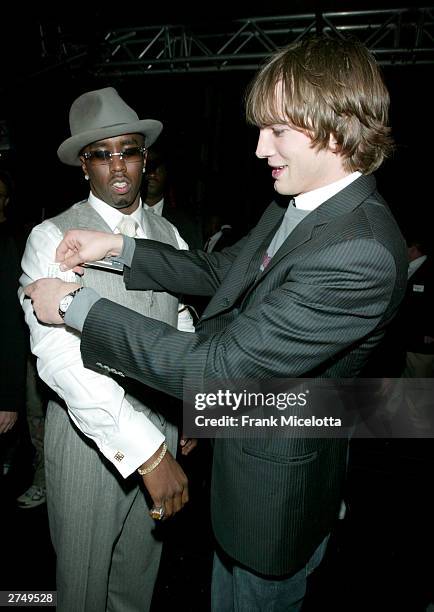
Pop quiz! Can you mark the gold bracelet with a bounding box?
[137,442,168,476]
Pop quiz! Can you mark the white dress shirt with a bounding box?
[293,172,362,210]
[143,197,164,216]
[408,254,427,279]
[19,194,194,478]
[261,172,363,272]
[205,225,232,253]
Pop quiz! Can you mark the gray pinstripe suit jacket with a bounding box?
[80,174,408,575]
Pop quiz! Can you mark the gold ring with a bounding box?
[149,506,165,520]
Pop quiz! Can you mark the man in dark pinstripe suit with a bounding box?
[27,36,408,611]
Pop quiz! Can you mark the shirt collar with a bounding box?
[143,198,164,216]
[408,254,427,279]
[293,172,362,211]
[87,191,143,232]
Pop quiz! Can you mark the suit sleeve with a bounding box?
[124,234,249,296]
[81,238,398,399]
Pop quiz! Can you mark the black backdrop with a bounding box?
[1,7,433,243]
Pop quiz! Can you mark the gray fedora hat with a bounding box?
[57,87,163,166]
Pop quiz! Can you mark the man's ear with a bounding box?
[328,134,340,153]
[79,158,89,180]
[142,149,148,174]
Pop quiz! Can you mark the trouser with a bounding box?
[25,356,46,487]
[45,400,177,612]
[211,535,329,612]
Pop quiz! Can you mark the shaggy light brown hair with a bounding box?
[246,36,393,174]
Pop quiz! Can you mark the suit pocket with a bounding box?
[242,445,318,465]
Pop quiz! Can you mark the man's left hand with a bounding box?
[180,435,198,456]
[24,278,81,325]
[0,411,18,434]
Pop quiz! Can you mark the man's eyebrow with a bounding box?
[88,139,110,148]
[88,137,143,149]
[118,137,143,146]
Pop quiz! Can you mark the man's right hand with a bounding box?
[56,229,124,272]
[140,447,189,519]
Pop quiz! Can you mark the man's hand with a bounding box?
[0,411,18,434]
[55,229,124,272]
[140,447,189,520]
[24,278,81,325]
[180,435,198,456]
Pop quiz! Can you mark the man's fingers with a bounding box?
[180,439,197,455]
[56,239,78,264]
[59,255,84,272]
[22,278,80,325]
[25,284,41,298]
[57,244,85,270]
[55,242,69,262]
[150,485,187,521]
[173,490,185,514]
[143,452,189,521]
[55,230,123,269]
[0,412,17,434]
[163,498,174,520]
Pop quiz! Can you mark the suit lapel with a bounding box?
[252,174,378,286]
[257,209,318,278]
[201,202,285,320]
[203,174,378,319]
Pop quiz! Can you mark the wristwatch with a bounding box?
[58,287,83,320]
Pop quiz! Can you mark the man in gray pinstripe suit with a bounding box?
[27,36,408,611]
[20,88,194,612]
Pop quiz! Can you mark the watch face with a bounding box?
[59,295,74,313]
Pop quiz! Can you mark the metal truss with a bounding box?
[33,7,434,82]
[91,8,434,77]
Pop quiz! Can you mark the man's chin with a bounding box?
[273,182,290,195]
[111,199,132,210]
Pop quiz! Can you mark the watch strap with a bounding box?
[58,287,84,320]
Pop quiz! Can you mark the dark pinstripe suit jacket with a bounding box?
[81,174,408,575]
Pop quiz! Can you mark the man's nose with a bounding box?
[110,154,127,171]
[255,129,273,159]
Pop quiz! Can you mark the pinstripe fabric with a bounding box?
[46,202,180,611]
[53,202,179,326]
[45,404,178,612]
[81,174,408,575]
